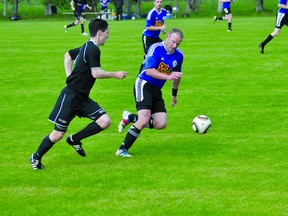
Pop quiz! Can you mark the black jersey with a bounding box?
[68,47,81,60]
[73,0,87,13]
[66,41,101,96]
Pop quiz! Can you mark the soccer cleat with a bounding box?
[227,28,232,32]
[259,43,264,54]
[82,32,88,36]
[66,135,86,157]
[116,149,133,157]
[213,16,217,23]
[64,25,68,32]
[118,111,131,134]
[30,154,45,170]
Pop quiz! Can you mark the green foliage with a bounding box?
[0,0,279,20]
[1,17,288,215]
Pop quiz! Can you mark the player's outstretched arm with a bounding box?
[91,67,128,79]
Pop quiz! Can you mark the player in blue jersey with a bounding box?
[259,0,288,54]
[30,19,128,170]
[100,0,110,19]
[64,0,92,36]
[213,0,233,32]
[142,0,167,59]
[116,28,184,157]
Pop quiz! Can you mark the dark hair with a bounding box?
[89,19,109,37]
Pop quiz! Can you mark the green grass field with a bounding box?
[1,16,288,215]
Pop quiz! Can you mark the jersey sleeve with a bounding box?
[68,47,81,60]
[174,52,184,72]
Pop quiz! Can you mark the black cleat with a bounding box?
[30,154,45,170]
[66,135,86,157]
[259,43,264,54]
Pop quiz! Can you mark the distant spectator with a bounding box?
[114,0,124,20]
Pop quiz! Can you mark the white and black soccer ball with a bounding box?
[192,115,211,134]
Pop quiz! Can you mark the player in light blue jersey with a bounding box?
[213,0,233,32]
[259,0,288,54]
[116,28,184,157]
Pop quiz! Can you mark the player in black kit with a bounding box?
[30,19,128,170]
[64,0,92,35]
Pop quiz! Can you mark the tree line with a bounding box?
[4,0,265,18]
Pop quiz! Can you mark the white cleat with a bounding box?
[118,111,131,134]
[116,149,133,157]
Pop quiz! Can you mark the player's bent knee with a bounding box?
[96,115,111,129]
[272,29,280,37]
[153,122,167,130]
[49,130,65,143]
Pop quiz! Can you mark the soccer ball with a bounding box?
[192,115,211,134]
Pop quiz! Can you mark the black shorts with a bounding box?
[142,35,162,55]
[134,77,166,114]
[275,12,288,29]
[223,8,231,15]
[48,86,106,131]
[74,11,84,20]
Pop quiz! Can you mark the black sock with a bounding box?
[81,24,84,33]
[218,17,223,20]
[72,122,103,143]
[67,23,75,28]
[35,135,55,159]
[228,22,232,29]
[262,34,274,46]
[119,125,141,150]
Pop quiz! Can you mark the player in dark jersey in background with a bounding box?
[259,0,288,54]
[64,0,92,36]
[213,0,233,32]
[116,28,184,157]
[30,19,128,170]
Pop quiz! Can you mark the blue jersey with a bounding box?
[222,1,231,10]
[139,42,184,89]
[279,0,288,13]
[142,8,167,39]
[100,0,110,9]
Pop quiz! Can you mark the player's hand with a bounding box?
[161,25,166,34]
[168,72,182,80]
[172,96,177,107]
[114,71,128,80]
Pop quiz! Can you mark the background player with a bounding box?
[142,0,167,59]
[99,0,110,19]
[259,0,288,54]
[213,0,233,32]
[138,0,167,73]
[64,0,92,36]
